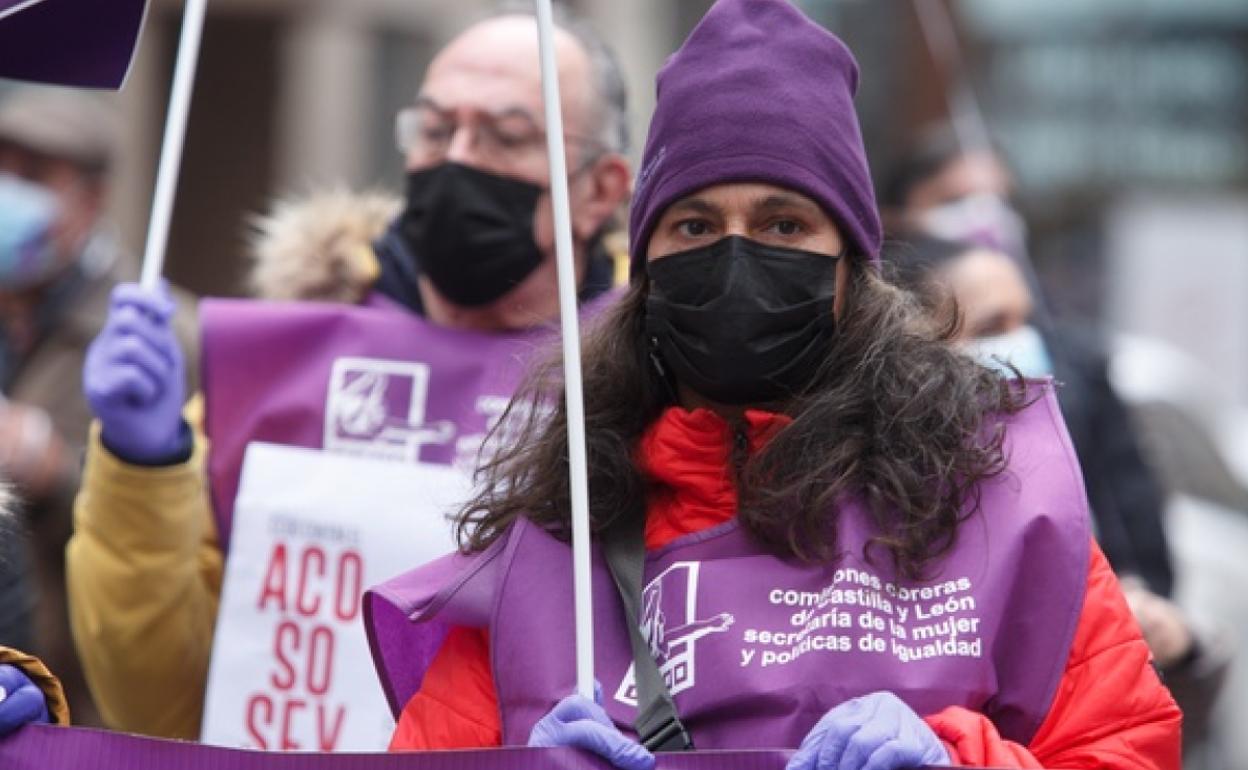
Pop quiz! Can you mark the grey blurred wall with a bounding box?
[44,0,1248,333]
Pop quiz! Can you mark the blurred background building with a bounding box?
[1,0,1246,763]
[5,0,1235,358]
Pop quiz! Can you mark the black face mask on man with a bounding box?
[399,162,545,307]
[644,235,840,405]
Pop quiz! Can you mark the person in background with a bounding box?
[68,7,631,740]
[367,2,1179,769]
[882,127,1177,599]
[886,232,1228,757]
[0,485,67,736]
[0,85,198,726]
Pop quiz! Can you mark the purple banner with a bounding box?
[0,0,148,88]
[200,296,567,548]
[0,726,808,770]
[0,725,1009,770]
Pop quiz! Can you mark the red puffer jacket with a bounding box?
[390,407,1181,769]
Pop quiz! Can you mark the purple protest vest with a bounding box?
[365,383,1090,749]
[202,292,615,548]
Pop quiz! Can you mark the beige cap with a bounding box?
[0,85,120,171]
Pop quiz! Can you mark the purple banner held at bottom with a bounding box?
[0,725,980,770]
[0,726,788,770]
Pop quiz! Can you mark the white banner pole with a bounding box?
[534,0,595,701]
[912,0,990,154]
[139,0,208,290]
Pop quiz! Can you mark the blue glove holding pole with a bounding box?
[529,686,655,770]
[0,664,49,736]
[786,692,949,770]
[83,282,190,465]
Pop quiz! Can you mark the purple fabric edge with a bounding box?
[1016,383,1092,743]
[0,726,821,770]
[0,0,148,88]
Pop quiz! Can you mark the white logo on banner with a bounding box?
[201,443,471,752]
[615,561,735,706]
[323,357,456,461]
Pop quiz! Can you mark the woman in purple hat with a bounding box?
[370,1,1181,769]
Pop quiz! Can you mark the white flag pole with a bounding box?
[139,0,208,290]
[912,0,990,154]
[534,0,595,701]
[912,0,1054,322]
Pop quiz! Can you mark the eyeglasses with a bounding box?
[395,103,605,169]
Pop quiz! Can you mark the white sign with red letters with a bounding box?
[201,442,469,751]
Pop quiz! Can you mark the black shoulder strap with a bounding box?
[603,515,695,752]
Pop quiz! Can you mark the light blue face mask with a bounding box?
[0,173,61,289]
[963,324,1054,379]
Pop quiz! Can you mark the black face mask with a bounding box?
[645,236,840,405]
[399,162,544,307]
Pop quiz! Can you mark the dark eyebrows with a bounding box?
[411,96,541,129]
[493,106,541,127]
[756,193,821,214]
[666,196,721,218]
[413,95,449,116]
[969,310,1010,338]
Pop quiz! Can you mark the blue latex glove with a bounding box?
[787,692,949,770]
[0,664,49,736]
[83,282,189,464]
[529,687,655,770]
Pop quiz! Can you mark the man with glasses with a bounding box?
[385,11,629,329]
[67,10,631,742]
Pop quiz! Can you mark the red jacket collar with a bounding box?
[637,406,792,549]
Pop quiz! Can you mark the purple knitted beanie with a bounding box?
[628,0,881,276]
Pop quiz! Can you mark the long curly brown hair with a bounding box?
[456,255,1027,579]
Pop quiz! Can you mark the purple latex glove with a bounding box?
[0,664,49,736]
[529,687,655,770]
[83,282,189,464]
[786,692,949,770]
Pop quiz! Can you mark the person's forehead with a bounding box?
[421,17,592,125]
[947,249,1031,307]
[934,153,1012,201]
[668,182,826,215]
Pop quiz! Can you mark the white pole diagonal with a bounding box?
[139,0,208,290]
[534,0,596,701]
[912,0,990,154]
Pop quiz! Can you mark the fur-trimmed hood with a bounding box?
[246,188,401,303]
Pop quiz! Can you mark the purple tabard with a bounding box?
[365,383,1090,749]
[202,293,607,548]
[0,0,148,88]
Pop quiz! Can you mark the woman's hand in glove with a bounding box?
[0,664,49,737]
[529,688,655,770]
[786,691,949,770]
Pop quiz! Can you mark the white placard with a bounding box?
[201,442,470,751]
